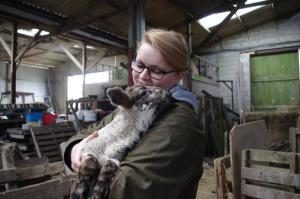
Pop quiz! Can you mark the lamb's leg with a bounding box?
[70,155,100,199]
[88,159,119,199]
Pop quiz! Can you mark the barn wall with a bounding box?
[0,61,51,103]
[198,17,300,112]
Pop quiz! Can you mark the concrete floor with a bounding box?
[196,162,216,199]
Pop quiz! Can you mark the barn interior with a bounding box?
[0,0,300,198]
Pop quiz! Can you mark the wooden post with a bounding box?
[10,23,17,104]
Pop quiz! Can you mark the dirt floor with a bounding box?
[196,160,216,199]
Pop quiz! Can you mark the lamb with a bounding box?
[70,85,173,199]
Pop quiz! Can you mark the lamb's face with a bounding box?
[107,85,172,113]
[127,85,172,111]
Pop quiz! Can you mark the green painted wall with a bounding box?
[251,52,299,111]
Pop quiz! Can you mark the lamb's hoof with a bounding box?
[88,160,118,199]
[70,182,89,199]
[79,155,99,181]
[87,186,102,199]
[98,160,119,185]
[88,186,110,199]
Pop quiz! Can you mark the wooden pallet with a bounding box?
[30,122,76,162]
[241,149,300,199]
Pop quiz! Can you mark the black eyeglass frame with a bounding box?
[131,61,175,80]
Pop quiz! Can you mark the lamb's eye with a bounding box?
[140,90,147,97]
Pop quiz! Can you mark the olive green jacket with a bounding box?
[62,101,204,199]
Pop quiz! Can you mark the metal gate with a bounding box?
[251,51,299,111]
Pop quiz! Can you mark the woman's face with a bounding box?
[132,42,184,90]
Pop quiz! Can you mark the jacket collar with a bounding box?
[169,85,198,113]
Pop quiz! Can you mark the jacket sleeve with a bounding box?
[62,111,117,170]
[108,102,205,199]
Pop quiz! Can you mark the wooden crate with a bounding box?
[290,127,300,153]
[31,122,76,162]
[0,140,71,196]
[0,174,76,199]
[241,149,300,199]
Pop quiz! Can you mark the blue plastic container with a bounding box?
[25,112,44,122]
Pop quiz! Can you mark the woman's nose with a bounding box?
[139,67,151,80]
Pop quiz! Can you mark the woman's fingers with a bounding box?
[71,131,99,172]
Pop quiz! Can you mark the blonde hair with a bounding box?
[138,29,188,72]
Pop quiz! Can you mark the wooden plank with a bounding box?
[39,145,60,152]
[15,161,64,181]
[37,138,67,146]
[0,175,76,199]
[0,168,18,184]
[290,128,297,152]
[48,156,62,162]
[250,164,290,173]
[7,133,26,139]
[230,120,270,199]
[35,132,75,141]
[0,161,63,183]
[290,127,300,153]
[30,128,42,158]
[247,149,297,164]
[241,183,300,199]
[32,126,75,135]
[214,155,232,199]
[242,167,300,188]
[41,150,61,157]
[31,123,75,135]
[15,157,49,167]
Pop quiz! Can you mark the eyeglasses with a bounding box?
[131,61,175,80]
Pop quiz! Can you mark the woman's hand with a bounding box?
[71,131,99,172]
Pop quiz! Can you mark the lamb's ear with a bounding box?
[107,87,133,109]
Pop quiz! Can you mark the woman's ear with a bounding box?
[177,71,186,83]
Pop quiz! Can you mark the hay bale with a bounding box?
[243,112,299,144]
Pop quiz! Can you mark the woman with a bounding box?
[63,29,204,199]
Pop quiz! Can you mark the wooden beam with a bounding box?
[193,1,246,53]
[242,0,272,9]
[59,43,83,71]
[15,29,41,64]
[22,50,47,58]
[236,13,248,31]
[58,0,107,35]
[0,33,12,59]
[86,50,108,72]
[16,30,41,61]
[37,1,127,44]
